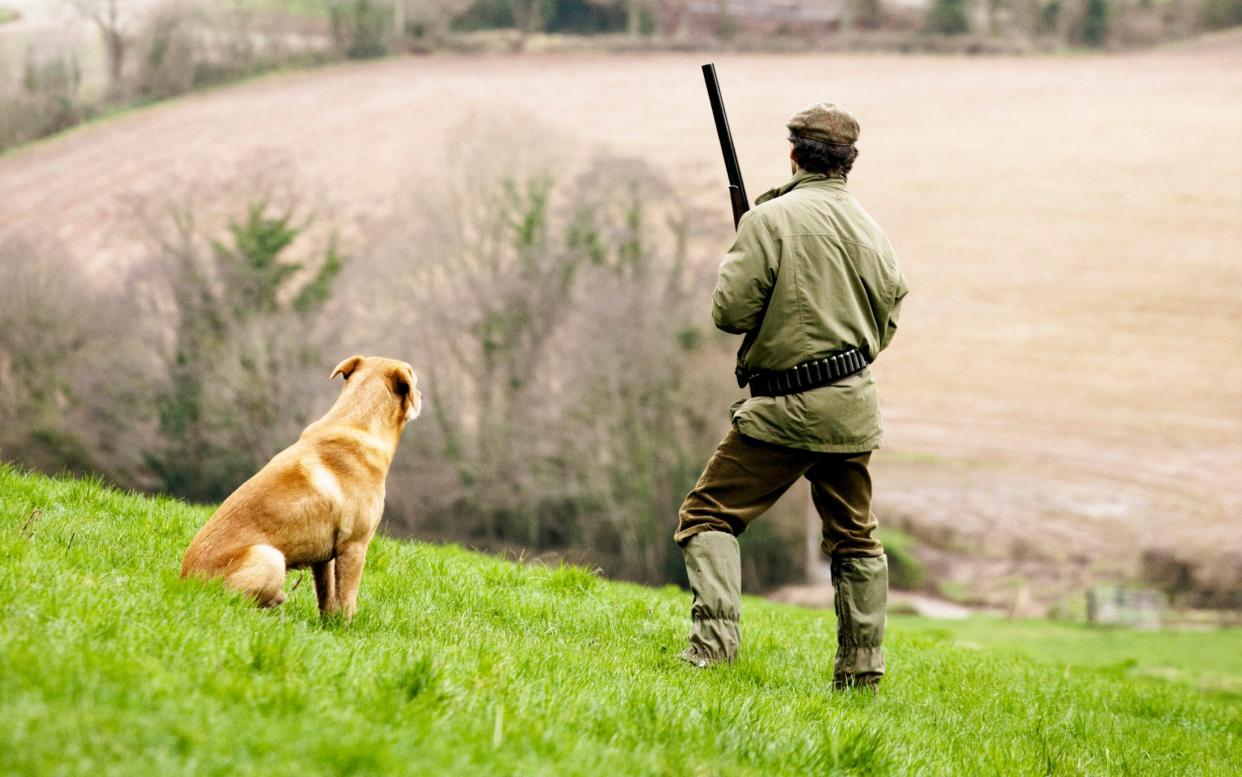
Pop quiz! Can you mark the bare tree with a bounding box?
[662,0,692,38]
[857,0,884,28]
[137,189,345,502]
[341,118,740,583]
[983,0,1004,36]
[0,233,136,477]
[713,0,736,38]
[511,0,552,40]
[69,0,137,96]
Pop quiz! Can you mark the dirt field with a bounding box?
[3,41,1240,606]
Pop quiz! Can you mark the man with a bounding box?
[674,102,908,690]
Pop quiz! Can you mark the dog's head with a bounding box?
[331,355,422,427]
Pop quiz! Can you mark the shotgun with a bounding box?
[701,63,749,230]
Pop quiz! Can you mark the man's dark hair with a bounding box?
[789,134,859,180]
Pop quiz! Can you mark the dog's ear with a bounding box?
[330,355,365,381]
[390,365,420,422]
[389,367,412,398]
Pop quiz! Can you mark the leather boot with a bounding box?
[831,554,888,689]
[679,531,741,667]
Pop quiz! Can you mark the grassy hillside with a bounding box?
[2,465,1240,776]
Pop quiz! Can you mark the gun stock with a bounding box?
[702,63,749,230]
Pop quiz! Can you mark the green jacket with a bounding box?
[712,170,907,453]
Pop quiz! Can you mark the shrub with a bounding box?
[877,527,925,589]
[926,0,970,34]
[452,0,515,31]
[740,520,807,591]
[0,50,91,151]
[330,0,390,59]
[1078,0,1110,46]
[134,3,201,100]
[1038,0,1061,35]
[1203,0,1242,28]
[547,0,629,34]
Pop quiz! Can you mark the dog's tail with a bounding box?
[223,544,287,608]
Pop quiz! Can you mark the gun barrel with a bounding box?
[702,63,749,229]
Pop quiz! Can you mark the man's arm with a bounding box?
[878,271,909,353]
[712,211,780,335]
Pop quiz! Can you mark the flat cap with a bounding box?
[786,102,860,146]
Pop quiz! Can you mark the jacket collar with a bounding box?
[755,169,846,205]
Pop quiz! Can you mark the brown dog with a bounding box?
[180,355,420,618]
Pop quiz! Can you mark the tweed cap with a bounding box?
[786,102,860,146]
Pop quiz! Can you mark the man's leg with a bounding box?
[806,452,888,689]
[674,428,813,665]
[679,531,742,666]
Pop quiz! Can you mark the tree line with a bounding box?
[5,0,1239,152]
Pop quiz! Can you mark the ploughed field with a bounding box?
[2,43,1240,601]
[3,467,1241,774]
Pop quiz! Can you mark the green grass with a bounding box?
[899,617,1242,696]
[2,464,1240,775]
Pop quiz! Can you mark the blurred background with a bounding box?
[1,0,1239,621]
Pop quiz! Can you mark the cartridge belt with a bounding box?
[745,348,868,398]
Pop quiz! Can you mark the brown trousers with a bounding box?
[674,427,883,559]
